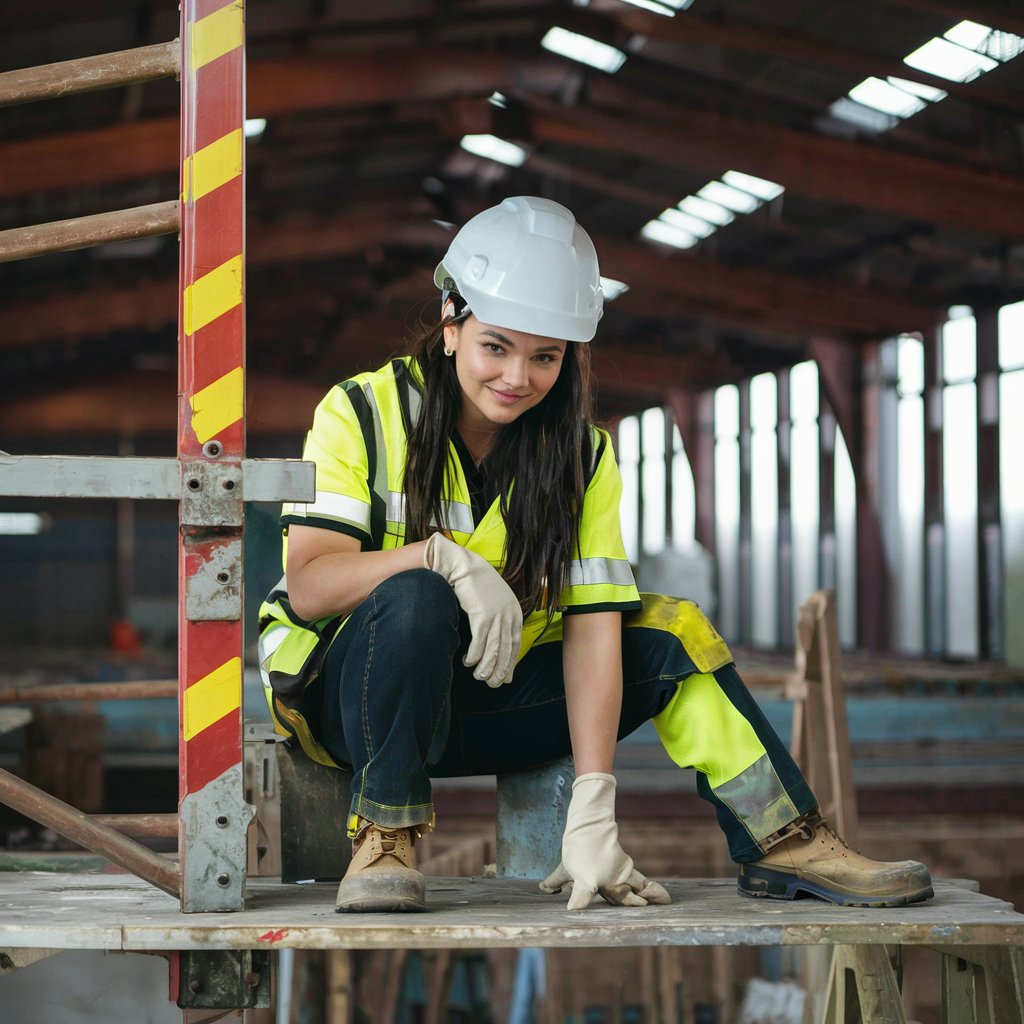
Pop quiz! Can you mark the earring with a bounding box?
[443,346,454,357]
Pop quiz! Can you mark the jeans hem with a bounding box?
[351,794,435,830]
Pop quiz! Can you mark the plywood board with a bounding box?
[1,874,1022,953]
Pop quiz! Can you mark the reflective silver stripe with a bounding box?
[361,382,389,512]
[712,753,801,844]
[295,490,372,531]
[568,556,636,588]
[386,491,475,534]
[258,622,289,666]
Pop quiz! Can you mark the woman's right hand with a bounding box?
[423,533,522,687]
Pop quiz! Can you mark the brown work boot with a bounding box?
[738,814,933,908]
[335,823,426,913]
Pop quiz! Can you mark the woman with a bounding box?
[259,196,932,914]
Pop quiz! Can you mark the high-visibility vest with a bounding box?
[258,356,641,764]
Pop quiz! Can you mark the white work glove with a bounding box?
[423,532,523,688]
[540,772,671,911]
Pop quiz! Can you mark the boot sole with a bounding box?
[335,874,426,914]
[737,864,934,908]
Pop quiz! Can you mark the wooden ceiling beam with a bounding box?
[0,49,567,200]
[517,95,1024,239]
[1,203,942,350]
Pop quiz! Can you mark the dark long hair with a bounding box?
[404,316,594,616]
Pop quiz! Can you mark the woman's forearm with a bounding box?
[287,540,428,621]
[562,612,623,775]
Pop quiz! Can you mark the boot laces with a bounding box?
[812,815,851,851]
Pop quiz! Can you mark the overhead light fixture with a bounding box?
[459,134,528,167]
[678,194,734,226]
[660,207,715,239]
[0,512,46,536]
[641,219,697,249]
[541,26,627,73]
[720,170,785,202]
[488,92,508,108]
[639,170,784,252]
[600,276,630,300]
[617,0,694,15]
[244,117,267,139]
[696,180,760,214]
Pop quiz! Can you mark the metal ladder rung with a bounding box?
[0,40,180,108]
[0,201,179,264]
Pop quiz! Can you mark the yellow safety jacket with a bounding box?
[258,356,642,764]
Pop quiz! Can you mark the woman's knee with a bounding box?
[368,568,460,644]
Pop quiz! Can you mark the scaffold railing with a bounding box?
[0,0,314,914]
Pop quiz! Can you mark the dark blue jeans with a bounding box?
[299,569,816,862]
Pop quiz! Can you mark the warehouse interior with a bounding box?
[1,1,1023,1022]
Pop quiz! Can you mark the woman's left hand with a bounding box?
[539,772,671,911]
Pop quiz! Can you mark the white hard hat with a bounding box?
[434,196,603,343]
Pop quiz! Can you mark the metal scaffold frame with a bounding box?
[0,0,313,915]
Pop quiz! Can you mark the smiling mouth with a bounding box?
[489,389,526,402]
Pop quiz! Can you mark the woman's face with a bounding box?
[443,316,569,433]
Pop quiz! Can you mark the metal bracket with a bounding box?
[184,535,242,620]
[179,765,255,912]
[176,949,271,1009]
[180,461,243,527]
[0,454,315,503]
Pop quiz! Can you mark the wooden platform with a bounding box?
[0,874,1021,952]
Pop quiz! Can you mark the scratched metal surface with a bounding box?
[0,876,1021,952]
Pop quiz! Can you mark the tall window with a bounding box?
[896,336,925,653]
[617,415,640,564]
[750,373,779,647]
[714,386,741,640]
[790,361,820,624]
[1000,300,1024,667]
[943,310,979,657]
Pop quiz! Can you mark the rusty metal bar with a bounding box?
[92,813,179,839]
[0,680,176,704]
[0,767,180,898]
[0,40,180,107]
[0,201,179,264]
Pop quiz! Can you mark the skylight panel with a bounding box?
[660,207,716,238]
[600,276,630,300]
[488,92,508,108]
[903,37,997,82]
[828,97,899,132]
[244,118,267,139]
[721,170,784,202]
[887,76,947,103]
[617,0,694,14]
[848,77,926,118]
[541,27,627,73]
[945,20,1024,62]
[697,180,760,214]
[641,219,698,249]
[459,134,527,167]
[944,20,991,51]
[679,195,734,226]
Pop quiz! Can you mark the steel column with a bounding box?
[776,370,794,647]
[976,309,1003,660]
[178,0,251,913]
[818,386,837,593]
[923,325,946,657]
[667,389,716,555]
[737,380,753,644]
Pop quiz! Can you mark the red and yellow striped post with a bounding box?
[178,0,249,912]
